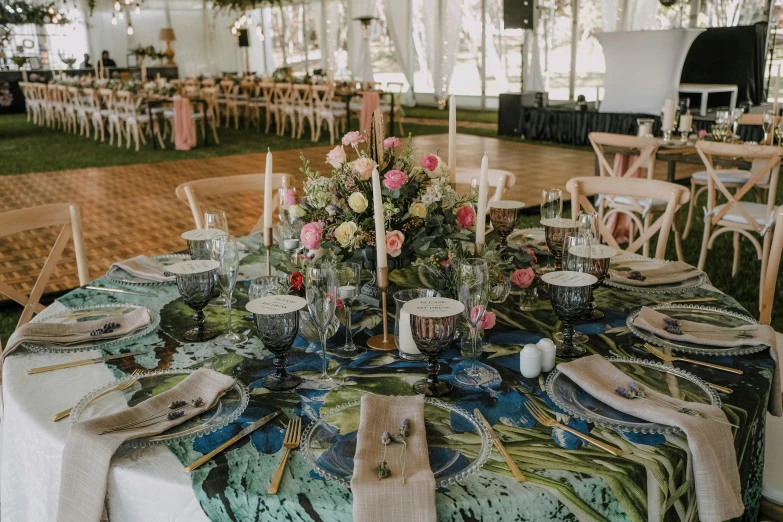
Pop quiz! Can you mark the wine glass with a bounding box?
[329,262,365,359]
[541,189,563,272]
[763,110,775,145]
[204,210,235,306]
[298,309,339,353]
[488,201,523,248]
[254,309,301,390]
[410,313,458,397]
[305,264,338,381]
[543,271,597,358]
[576,210,598,241]
[175,267,218,342]
[211,235,246,346]
[730,107,744,143]
[455,259,492,386]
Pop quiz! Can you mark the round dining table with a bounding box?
[1,241,775,522]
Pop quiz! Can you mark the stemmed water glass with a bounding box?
[305,264,338,381]
[455,259,492,386]
[576,210,598,240]
[253,309,301,391]
[211,235,247,346]
[329,262,365,359]
[410,312,458,397]
[541,189,562,272]
[175,265,218,342]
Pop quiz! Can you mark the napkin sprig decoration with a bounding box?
[90,322,122,336]
[627,271,646,282]
[376,418,411,482]
[615,382,735,426]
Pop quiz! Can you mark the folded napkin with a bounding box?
[634,306,781,416]
[351,394,436,522]
[609,260,704,286]
[111,255,174,282]
[57,368,236,522]
[1,307,151,373]
[558,355,743,522]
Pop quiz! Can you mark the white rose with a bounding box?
[334,221,358,247]
[290,204,307,218]
[348,192,369,213]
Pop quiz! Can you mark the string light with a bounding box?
[114,1,120,10]
[127,24,133,35]
[229,12,253,35]
[134,3,139,14]
[111,14,117,24]
[231,26,237,34]
[118,10,124,19]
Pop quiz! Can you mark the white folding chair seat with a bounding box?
[711,202,778,228]
[691,169,751,183]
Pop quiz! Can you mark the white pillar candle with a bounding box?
[536,338,556,372]
[448,94,456,185]
[371,168,387,268]
[662,99,676,131]
[637,123,652,138]
[263,148,273,245]
[339,285,357,299]
[397,309,420,355]
[678,113,692,132]
[283,238,299,250]
[475,153,489,246]
[520,344,542,378]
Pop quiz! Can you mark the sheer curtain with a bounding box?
[384,0,414,103]
[347,0,374,82]
[601,0,658,31]
[422,0,462,102]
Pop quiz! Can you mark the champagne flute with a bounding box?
[329,262,365,359]
[204,210,235,306]
[305,264,338,381]
[211,235,246,346]
[763,110,775,145]
[730,107,744,143]
[455,259,492,386]
[576,210,598,241]
[541,189,562,273]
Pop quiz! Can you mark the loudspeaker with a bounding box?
[504,0,535,30]
[238,29,249,47]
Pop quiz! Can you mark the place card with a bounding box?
[540,218,577,228]
[246,295,307,315]
[167,260,220,275]
[488,200,525,209]
[402,297,465,318]
[568,244,618,259]
[181,229,226,241]
[541,270,597,287]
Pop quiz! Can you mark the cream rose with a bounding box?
[351,157,376,181]
[334,221,358,247]
[290,204,307,218]
[348,192,369,213]
[409,202,427,219]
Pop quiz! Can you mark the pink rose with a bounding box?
[421,154,439,171]
[470,307,496,330]
[511,267,535,289]
[698,129,707,138]
[284,188,297,206]
[385,230,405,257]
[383,169,408,189]
[326,145,347,168]
[526,248,538,265]
[351,157,376,181]
[300,222,323,250]
[383,136,401,148]
[342,131,365,147]
[456,205,476,229]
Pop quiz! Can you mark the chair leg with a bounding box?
[673,211,685,262]
[760,231,773,309]
[642,212,652,258]
[683,181,697,240]
[211,120,220,144]
[697,219,711,271]
[731,232,741,278]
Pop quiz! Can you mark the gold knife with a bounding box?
[474,409,526,482]
[28,350,147,375]
[184,411,280,473]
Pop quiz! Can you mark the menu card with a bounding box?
[166,260,219,275]
[540,218,577,228]
[181,229,226,241]
[541,270,597,287]
[246,295,307,315]
[402,297,465,318]
[488,200,525,209]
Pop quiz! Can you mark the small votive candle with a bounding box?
[520,344,542,378]
[283,239,299,250]
[339,285,357,300]
[536,338,556,372]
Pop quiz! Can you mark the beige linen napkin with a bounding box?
[57,368,236,522]
[558,355,743,522]
[111,255,174,282]
[609,260,704,286]
[634,306,781,416]
[351,394,436,522]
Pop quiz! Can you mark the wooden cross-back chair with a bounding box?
[0,204,89,327]
[566,176,690,260]
[454,167,517,216]
[174,173,293,231]
[259,82,276,134]
[590,132,659,180]
[274,83,296,137]
[695,140,781,302]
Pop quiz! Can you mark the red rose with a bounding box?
[290,272,303,291]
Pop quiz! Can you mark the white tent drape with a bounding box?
[315,0,340,76]
[347,0,375,82]
[523,29,544,92]
[601,0,658,31]
[384,0,414,104]
[422,0,462,102]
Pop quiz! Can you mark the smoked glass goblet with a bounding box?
[543,220,577,271]
[254,310,301,391]
[411,313,458,397]
[176,268,218,342]
[489,201,523,248]
[556,234,592,345]
[543,271,597,358]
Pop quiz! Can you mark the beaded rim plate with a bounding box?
[106,254,189,286]
[300,398,493,488]
[626,304,766,357]
[21,304,160,354]
[546,357,720,434]
[604,255,706,294]
[70,369,249,448]
[507,227,548,252]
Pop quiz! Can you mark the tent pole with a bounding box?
[480,0,486,110]
[302,1,309,75]
[568,0,578,101]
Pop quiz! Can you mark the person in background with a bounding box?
[101,50,116,68]
[80,53,91,69]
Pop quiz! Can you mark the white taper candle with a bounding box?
[263,148,273,245]
[448,94,456,184]
[371,168,387,268]
[476,153,489,246]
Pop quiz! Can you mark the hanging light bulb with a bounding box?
[118,10,124,19]
[134,3,140,14]
[48,7,54,14]
[240,14,246,23]
[234,20,240,28]
[231,26,237,35]
[114,1,120,10]
[255,26,261,36]
[111,14,117,24]
[127,24,133,35]
[247,17,253,25]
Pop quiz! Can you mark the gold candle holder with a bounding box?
[265,227,273,277]
[367,266,395,351]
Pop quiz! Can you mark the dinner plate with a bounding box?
[627,304,766,357]
[604,255,706,294]
[107,254,189,286]
[21,304,160,354]
[70,369,249,448]
[300,398,492,488]
[546,357,720,434]
[507,227,548,253]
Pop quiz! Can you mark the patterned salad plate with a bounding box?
[107,254,189,285]
[507,228,548,253]
[604,255,706,294]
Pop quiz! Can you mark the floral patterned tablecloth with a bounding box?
[52,247,774,522]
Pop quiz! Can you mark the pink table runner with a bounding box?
[174,97,196,151]
[359,91,381,135]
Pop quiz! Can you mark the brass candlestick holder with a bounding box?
[264,227,273,277]
[367,266,395,351]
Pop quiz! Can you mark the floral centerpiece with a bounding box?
[293,132,477,267]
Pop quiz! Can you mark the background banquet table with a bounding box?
[1,244,774,522]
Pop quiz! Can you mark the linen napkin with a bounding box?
[111,255,174,282]
[634,306,781,416]
[609,260,704,286]
[351,393,436,522]
[1,307,151,372]
[558,355,743,522]
[57,368,236,522]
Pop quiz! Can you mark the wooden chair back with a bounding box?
[274,83,294,110]
[259,82,275,105]
[174,173,293,231]
[0,204,89,327]
[311,84,332,112]
[761,208,783,325]
[200,78,216,88]
[589,132,659,179]
[200,87,220,117]
[184,77,199,87]
[219,80,236,99]
[567,176,690,259]
[454,168,517,207]
[292,84,311,107]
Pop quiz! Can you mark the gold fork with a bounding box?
[51,369,144,422]
[267,417,301,494]
[644,343,743,375]
[525,401,623,457]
